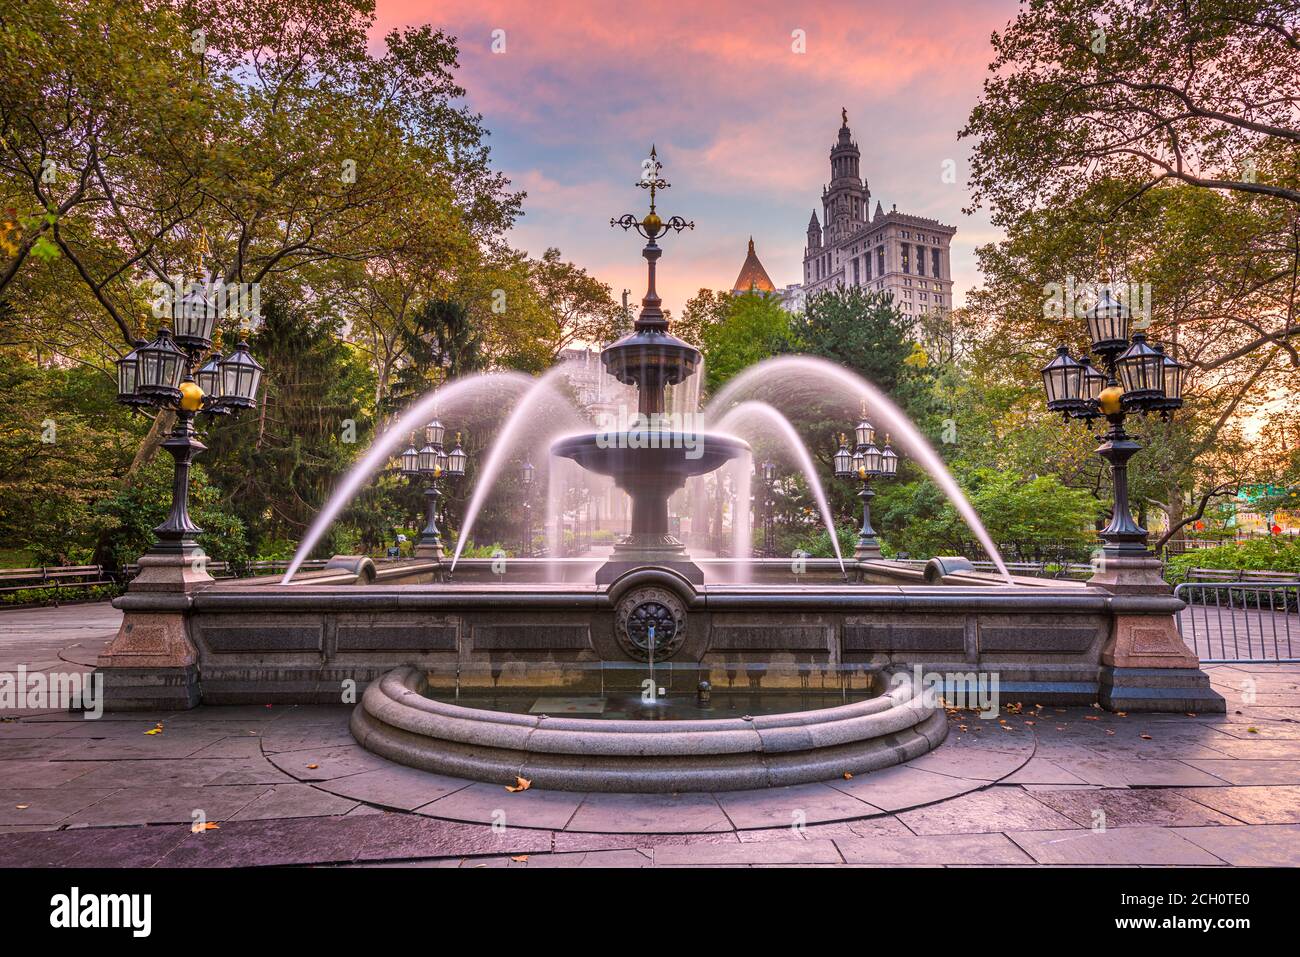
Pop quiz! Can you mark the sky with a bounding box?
[373,0,1021,314]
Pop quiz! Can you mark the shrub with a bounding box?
[1165,537,1300,583]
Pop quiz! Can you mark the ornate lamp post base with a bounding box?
[415,485,445,560]
[854,482,881,560]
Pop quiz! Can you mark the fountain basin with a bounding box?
[350,665,947,792]
[551,430,750,482]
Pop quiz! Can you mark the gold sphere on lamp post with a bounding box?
[178,381,205,413]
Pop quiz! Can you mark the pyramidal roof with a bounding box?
[732,237,777,294]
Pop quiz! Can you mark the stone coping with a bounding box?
[350,665,948,792]
[114,582,1183,616]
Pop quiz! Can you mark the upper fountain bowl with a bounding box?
[601,327,700,390]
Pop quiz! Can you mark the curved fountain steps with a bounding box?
[349,666,949,793]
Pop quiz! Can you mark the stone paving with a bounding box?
[1,602,1298,867]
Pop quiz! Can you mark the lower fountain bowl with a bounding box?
[350,666,948,792]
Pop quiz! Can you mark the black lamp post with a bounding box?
[1040,286,1184,578]
[115,284,263,569]
[835,406,899,560]
[759,460,777,556]
[400,418,467,560]
[521,458,536,557]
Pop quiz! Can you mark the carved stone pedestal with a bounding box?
[96,551,208,711]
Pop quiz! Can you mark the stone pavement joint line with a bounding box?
[0,604,1298,866]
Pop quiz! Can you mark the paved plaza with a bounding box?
[1,602,1297,868]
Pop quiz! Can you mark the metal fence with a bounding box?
[1174,581,1300,662]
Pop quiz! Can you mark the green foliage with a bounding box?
[792,287,915,398]
[700,292,793,393]
[875,467,1103,561]
[89,458,249,571]
[1165,538,1300,584]
[0,345,140,564]
[0,583,123,607]
[202,295,376,556]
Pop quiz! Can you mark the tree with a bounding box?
[700,292,793,393]
[875,466,1104,561]
[385,297,482,417]
[793,287,916,396]
[200,294,375,554]
[530,247,622,357]
[964,0,1300,217]
[962,0,1300,367]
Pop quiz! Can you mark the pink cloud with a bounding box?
[374,0,1019,308]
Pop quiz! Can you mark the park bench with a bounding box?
[0,564,116,604]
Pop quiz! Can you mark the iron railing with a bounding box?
[1174,581,1300,662]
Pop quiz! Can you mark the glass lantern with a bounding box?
[446,434,467,477]
[522,459,535,486]
[195,354,223,401]
[417,443,440,475]
[854,414,876,449]
[1078,356,1106,410]
[833,436,854,477]
[218,340,263,409]
[137,328,188,402]
[1116,332,1164,404]
[761,460,776,484]
[860,442,883,475]
[400,443,420,475]
[1150,345,1186,412]
[425,417,445,449]
[116,340,151,407]
[172,282,218,351]
[880,440,898,476]
[1040,345,1086,414]
[1084,286,1130,354]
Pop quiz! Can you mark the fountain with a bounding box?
[95,147,1224,791]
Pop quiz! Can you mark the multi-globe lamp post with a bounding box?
[115,287,263,571]
[399,417,467,560]
[758,460,777,556]
[1040,288,1184,582]
[834,405,898,560]
[520,458,536,557]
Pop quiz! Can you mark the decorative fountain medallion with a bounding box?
[615,586,687,661]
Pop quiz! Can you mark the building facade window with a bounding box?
[931,248,941,278]
[901,243,910,274]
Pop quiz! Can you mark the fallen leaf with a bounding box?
[1084,716,1099,721]
[505,776,532,792]
[15,804,28,810]
[842,772,853,780]
[192,822,220,832]
[510,855,529,862]
[1185,713,1196,718]
[144,728,163,735]
[1140,734,1153,740]
[306,764,319,770]
[1247,727,1259,734]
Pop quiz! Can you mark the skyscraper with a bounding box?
[801,110,955,319]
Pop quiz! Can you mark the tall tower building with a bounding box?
[801,110,955,321]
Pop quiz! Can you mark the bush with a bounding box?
[89,459,249,572]
[0,583,123,607]
[1165,537,1300,583]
